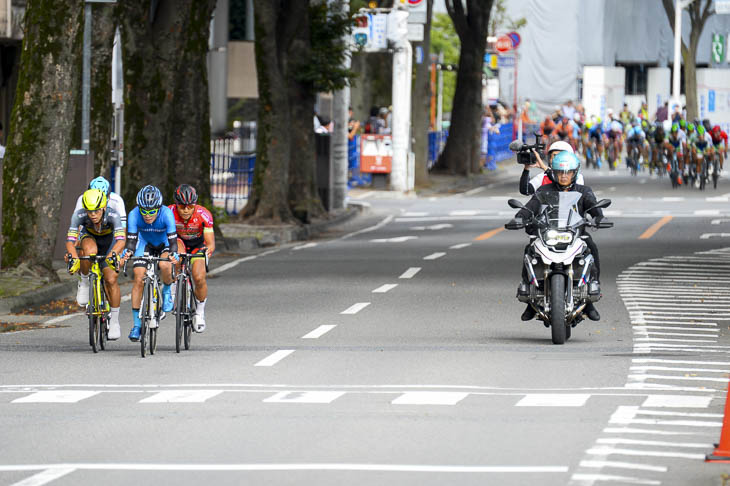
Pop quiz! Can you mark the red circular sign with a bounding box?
[495,35,514,53]
[408,0,424,5]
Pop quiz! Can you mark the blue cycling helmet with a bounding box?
[89,176,111,196]
[550,151,580,189]
[136,185,163,210]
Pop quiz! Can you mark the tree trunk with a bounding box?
[435,0,492,176]
[436,35,484,175]
[90,3,116,177]
[244,0,307,223]
[287,8,324,223]
[119,0,215,205]
[411,0,433,187]
[1,0,84,276]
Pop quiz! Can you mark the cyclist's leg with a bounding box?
[191,253,208,331]
[76,235,97,305]
[158,246,175,312]
[129,239,148,340]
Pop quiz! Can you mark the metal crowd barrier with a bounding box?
[210,139,255,215]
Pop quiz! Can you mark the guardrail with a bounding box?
[210,139,254,215]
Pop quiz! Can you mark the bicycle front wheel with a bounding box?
[88,275,98,353]
[141,280,151,358]
[184,280,194,350]
[175,277,185,353]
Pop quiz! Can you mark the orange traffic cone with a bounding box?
[707,384,730,461]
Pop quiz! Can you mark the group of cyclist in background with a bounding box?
[64,177,215,343]
[537,101,729,190]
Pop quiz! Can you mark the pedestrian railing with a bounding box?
[210,139,254,215]
[485,122,515,170]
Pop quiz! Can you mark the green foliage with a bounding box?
[430,13,458,116]
[490,0,526,36]
[294,3,356,93]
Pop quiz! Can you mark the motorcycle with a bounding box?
[505,192,613,344]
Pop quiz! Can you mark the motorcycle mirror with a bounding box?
[508,199,525,210]
[589,199,612,211]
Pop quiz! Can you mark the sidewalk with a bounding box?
[0,158,516,320]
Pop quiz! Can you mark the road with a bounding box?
[2,163,730,486]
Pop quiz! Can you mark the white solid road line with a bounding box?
[585,447,706,460]
[339,215,394,240]
[292,242,318,250]
[399,267,421,279]
[10,467,76,486]
[0,463,569,474]
[138,390,224,403]
[208,255,257,276]
[596,438,712,448]
[602,427,704,436]
[423,252,446,260]
[341,302,370,314]
[254,350,295,367]
[372,284,398,293]
[301,325,337,339]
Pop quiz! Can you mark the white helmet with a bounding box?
[548,140,574,154]
[662,119,672,133]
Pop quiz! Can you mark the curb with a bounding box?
[0,280,77,314]
[221,205,365,252]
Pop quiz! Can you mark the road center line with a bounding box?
[474,227,505,241]
[638,215,673,240]
[341,302,371,314]
[0,463,569,474]
[301,325,337,339]
[254,350,295,367]
[372,284,398,293]
[399,267,421,279]
[449,243,472,249]
[423,252,446,260]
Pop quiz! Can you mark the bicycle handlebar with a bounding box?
[123,255,173,277]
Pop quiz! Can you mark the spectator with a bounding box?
[364,106,379,134]
[379,106,390,134]
[313,112,331,133]
[655,101,669,122]
[347,107,360,141]
[520,100,536,125]
[561,100,576,121]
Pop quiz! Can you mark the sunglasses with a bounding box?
[177,204,195,211]
[140,207,159,216]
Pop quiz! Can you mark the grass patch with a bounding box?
[0,322,71,333]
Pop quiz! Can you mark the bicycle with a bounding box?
[173,250,209,353]
[67,253,117,353]
[712,151,721,189]
[124,254,170,358]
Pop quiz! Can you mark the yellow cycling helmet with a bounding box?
[82,189,108,211]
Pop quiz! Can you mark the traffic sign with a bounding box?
[712,33,725,63]
[507,32,521,49]
[495,35,514,53]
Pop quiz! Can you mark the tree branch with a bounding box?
[446,0,468,39]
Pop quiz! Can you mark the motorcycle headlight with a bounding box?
[544,229,573,246]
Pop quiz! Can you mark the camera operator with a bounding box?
[518,140,584,195]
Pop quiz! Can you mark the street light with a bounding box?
[672,0,696,112]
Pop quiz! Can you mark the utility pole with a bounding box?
[389,4,412,192]
[672,0,697,111]
[330,0,350,211]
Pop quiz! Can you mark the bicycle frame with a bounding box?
[74,254,113,353]
[174,252,208,353]
[126,254,170,358]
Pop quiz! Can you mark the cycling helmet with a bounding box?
[136,185,163,210]
[679,119,686,129]
[88,176,111,196]
[671,123,679,133]
[596,116,602,124]
[550,151,580,188]
[173,184,198,205]
[585,121,593,130]
[641,120,648,129]
[688,123,695,132]
[713,125,722,133]
[548,140,574,155]
[82,189,107,211]
[697,125,706,136]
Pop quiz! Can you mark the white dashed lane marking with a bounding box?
[372,284,397,293]
[340,302,370,314]
[254,350,295,367]
[301,325,337,339]
[399,267,421,279]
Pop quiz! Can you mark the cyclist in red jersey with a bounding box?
[169,184,215,332]
[711,125,728,171]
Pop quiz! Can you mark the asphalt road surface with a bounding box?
[3,163,730,486]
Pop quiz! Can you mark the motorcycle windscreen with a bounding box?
[536,191,583,230]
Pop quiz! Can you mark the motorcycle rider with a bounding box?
[519,140,585,196]
[510,151,605,322]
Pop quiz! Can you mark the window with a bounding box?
[619,64,651,95]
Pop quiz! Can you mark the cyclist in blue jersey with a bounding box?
[120,185,179,342]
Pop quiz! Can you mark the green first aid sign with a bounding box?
[712,33,725,64]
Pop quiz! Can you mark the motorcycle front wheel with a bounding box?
[550,274,567,345]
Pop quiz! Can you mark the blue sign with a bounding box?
[701,94,706,118]
[709,90,716,112]
[498,56,515,68]
[415,46,423,64]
